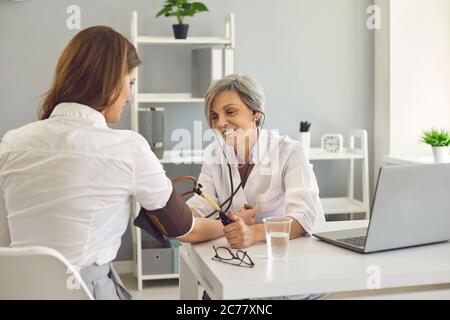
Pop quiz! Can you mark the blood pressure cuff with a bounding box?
[133,189,194,243]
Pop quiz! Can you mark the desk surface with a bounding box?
[181,220,450,299]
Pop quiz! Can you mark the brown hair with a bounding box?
[39,26,141,120]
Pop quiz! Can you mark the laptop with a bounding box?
[313,163,450,253]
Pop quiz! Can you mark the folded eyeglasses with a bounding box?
[212,245,255,268]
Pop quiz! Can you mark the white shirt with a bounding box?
[187,130,325,235]
[0,103,173,267]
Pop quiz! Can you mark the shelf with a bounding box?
[159,149,204,164]
[309,148,364,160]
[142,273,179,281]
[321,197,367,215]
[156,147,364,164]
[137,36,232,45]
[137,93,204,103]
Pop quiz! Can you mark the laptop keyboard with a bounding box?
[337,236,367,247]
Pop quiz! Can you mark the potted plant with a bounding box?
[421,128,450,163]
[298,121,311,157]
[156,0,209,39]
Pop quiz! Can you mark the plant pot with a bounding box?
[432,146,450,163]
[297,132,311,159]
[172,24,189,39]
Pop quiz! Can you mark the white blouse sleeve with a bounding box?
[283,146,325,235]
[133,135,173,211]
[186,162,219,217]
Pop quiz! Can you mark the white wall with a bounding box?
[390,0,450,156]
[375,0,450,177]
[374,0,390,180]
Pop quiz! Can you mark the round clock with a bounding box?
[321,134,344,153]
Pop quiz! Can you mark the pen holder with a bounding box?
[297,132,311,159]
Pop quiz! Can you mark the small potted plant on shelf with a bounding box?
[298,121,311,157]
[421,128,450,163]
[156,0,209,39]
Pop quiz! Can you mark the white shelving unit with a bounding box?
[311,129,370,219]
[138,93,204,103]
[130,11,235,291]
[136,36,232,45]
[130,10,235,132]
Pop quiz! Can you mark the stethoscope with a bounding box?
[172,111,265,226]
[174,139,252,226]
[195,111,266,225]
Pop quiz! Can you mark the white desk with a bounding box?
[179,221,450,299]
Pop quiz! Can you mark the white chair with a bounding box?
[0,246,94,300]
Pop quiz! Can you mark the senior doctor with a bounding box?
[187,74,325,249]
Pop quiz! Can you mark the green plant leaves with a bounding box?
[155,0,209,23]
[421,128,450,147]
[192,2,208,12]
[155,5,173,17]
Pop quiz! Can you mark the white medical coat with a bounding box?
[187,130,324,234]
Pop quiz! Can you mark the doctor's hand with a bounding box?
[223,211,256,249]
[235,204,258,225]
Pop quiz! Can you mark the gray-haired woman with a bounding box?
[187,73,327,299]
[188,74,325,249]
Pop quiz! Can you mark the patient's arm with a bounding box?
[176,206,224,243]
[176,217,224,243]
[190,206,203,217]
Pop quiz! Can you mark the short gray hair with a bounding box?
[204,74,265,128]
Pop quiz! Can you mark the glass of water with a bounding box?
[263,216,292,259]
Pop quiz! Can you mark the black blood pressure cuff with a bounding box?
[133,189,194,243]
